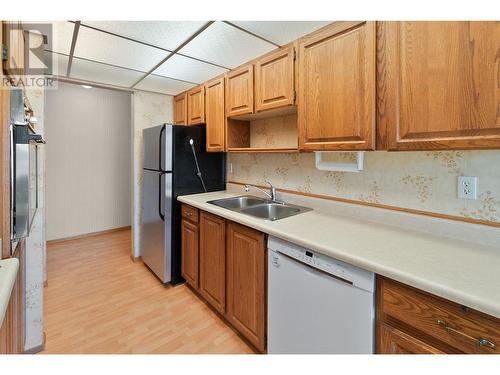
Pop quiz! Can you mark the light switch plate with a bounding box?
[458,176,477,200]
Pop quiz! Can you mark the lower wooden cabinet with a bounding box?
[377,276,500,354]
[226,222,266,352]
[199,211,226,314]
[181,218,199,289]
[181,205,267,352]
[379,323,444,354]
[0,240,26,354]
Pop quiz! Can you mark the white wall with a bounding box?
[132,91,173,258]
[45,82,132,240]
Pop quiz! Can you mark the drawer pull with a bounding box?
[437,319,496,350]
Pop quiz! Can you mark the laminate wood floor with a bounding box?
[43,229,253,354]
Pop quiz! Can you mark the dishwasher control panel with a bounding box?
[268,236,375,293]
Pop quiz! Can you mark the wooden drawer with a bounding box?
[181,204,199,223]
[379,277,500,354]
[379,323,444,354]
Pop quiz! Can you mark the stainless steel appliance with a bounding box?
[267,236,375,353]
[140,124,225,284]
[9,88,45,248]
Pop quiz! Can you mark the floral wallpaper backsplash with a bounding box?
[132,91,173,257]
[228,150,500,224]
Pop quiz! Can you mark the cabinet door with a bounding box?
[378,21,500,150]
[255,46,295,112]
[199,211,226,314]
[226,65,254,117]
[226,222,266,352]
[174,92,187,125]
[205,77,225,152]
[181,218,199,289]
[298,21,375,151]
[379,323,444,354]
[187,85,205,125]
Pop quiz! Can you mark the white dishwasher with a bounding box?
[268,236,375,354]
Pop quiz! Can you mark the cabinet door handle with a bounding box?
[437,319,496,349]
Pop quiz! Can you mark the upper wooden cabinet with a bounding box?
[226,222,266,352]
[378,21,500,150]
[187,85,205,125]
[226,64,254,117]
[298,21,376,151]
[173,92,187,125]
[199,211,226,314]
[255,46,295,112]
[205,77,225,152]
[2,21,25,84]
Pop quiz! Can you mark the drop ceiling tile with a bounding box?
[153,54,226,84]
[135,74,195,96]
[179,21,275,68]
[82,21,208,51]
[74,25,168,72]
[45,21,75,55]
[44,51,69,76]
[70,58,144,87]
[230,21,331,46]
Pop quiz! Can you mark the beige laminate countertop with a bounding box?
[178,190,500,319]
[0,258,19,326]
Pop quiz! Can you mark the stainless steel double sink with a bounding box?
[207,196,312,221]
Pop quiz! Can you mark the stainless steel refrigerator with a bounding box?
[141,124,225,284]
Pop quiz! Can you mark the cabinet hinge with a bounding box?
[293,90,297,103]
[293,49,296,61]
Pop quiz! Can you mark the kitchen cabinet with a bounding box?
[298,21,376,151]
[226,64,254,117]
[379,323,444,354]
[199,211,226,314]
[255,46,295,112]
[187,85,205,125]
[174,92,187,125]
[181,205,199,289]
[2,21,25,84]
[205,76,225,152]
[377,276,500,354]
[226,222,266,352]
[0,240,26,354]
[377,21,500,150]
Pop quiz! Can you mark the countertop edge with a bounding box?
[178,194,500,319]
[0,258,19,327]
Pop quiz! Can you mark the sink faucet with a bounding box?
[244,181,284,203]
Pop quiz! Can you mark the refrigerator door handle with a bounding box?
[159,125,165,173]
[158,172,165,221]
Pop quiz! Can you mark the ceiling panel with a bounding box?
[153,54,227,84]
[82,21,208,51]
[74,25,168,72]
[70,58,144,87]
[230,21,331,46]
[134,74,195,95]
[179,21,275,68]
[44,51,69,76]
[46,21,75,55]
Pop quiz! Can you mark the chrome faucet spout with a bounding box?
[244,181,283,203]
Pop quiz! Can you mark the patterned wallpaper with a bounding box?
[228,150,500,224]
[24,84,45,351]
[132,91,173,257]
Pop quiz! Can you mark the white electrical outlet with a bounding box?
[228,163,233,174]
[458,176,477,200]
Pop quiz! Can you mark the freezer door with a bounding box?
[141,169,172,282]
[143,125,164,171]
